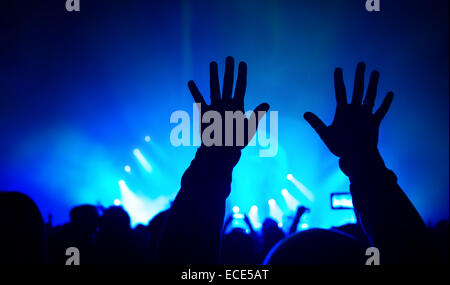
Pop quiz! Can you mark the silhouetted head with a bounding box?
[0,191,45,264]
[69,204,99,235]
[98,206,130,238]
[264,228,366,265]
[221,228,257,265]
[261,218,285,251]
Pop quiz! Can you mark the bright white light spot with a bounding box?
[278,222,283,228]
[268,199,276,206]
[232,206,240,213]
[118,180,126,187]
[286,174,293,181]
[124,165,131,173]
[114,199,121,206]
[250,205,258,212]
[145,136,151,142]
[301,223,309,229]
[233,213,244,219]
[281,189,288,195]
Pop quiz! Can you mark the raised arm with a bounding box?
[304,63,438,264]
[288,206,309,235]
[156,57,269,264]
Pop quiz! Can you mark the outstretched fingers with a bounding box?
[248,103,270,139]
[363,70,379,112]
[188,80,206,106]
[209,62,220,105]
[222,56,235,102]
[374,92,394,124]
[351,62,366,106]
[334,68,347,106]
[304,112,327,141]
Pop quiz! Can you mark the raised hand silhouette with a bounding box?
[157,57,269,264]
[304,62,393,159]
[289,206,310,235]
[295,206,310,218]
[188,56,269,148]
[301,63,439,264]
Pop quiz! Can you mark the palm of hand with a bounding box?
[188,56,269,149]
[305,62,393,159]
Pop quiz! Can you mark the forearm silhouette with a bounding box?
[156,57,269,264]
[305,63,438,264]
[289,206,309,235]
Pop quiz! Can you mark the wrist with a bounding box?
[339,149,387,183]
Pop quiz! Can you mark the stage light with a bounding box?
[249,205,261,229]
[114,199,121,206]
[278,222,283,228]
[301,223,309,229]
[268,199,283,224]
[124,165,131,173]
[281,188,300,211]
[232,206,240,213]
[145,135,151,142]
[233,213,244,219]
[286,174,314,202]
[133,148,153,172]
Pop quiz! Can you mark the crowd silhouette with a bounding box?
[0,57,447,265]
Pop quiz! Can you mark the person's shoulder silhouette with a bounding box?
[0,191,45,264]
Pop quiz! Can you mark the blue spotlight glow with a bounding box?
[118,179,170,226]
[281,188,300,211]
[301,223,309,230]
[249,205,261,229]
[268,199,283,224]
[133,148,153,172]
[114,199,121,206]
[287,174,314,202]
[144,135,151,142]
[124,165,131,173]
[232,206,240,213]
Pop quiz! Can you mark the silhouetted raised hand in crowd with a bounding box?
[304,62,438,264]
[289,206,309,235]
[156,57,269,264]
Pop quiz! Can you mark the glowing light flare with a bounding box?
[249,205,261,229]
[133,148,153,172]
[287,174,314,202]
[281,188,300,211]
[268,199,283,224]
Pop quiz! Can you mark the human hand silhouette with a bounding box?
[295,206,309,218]
[304,62,393,159]
[188,56,269,149]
